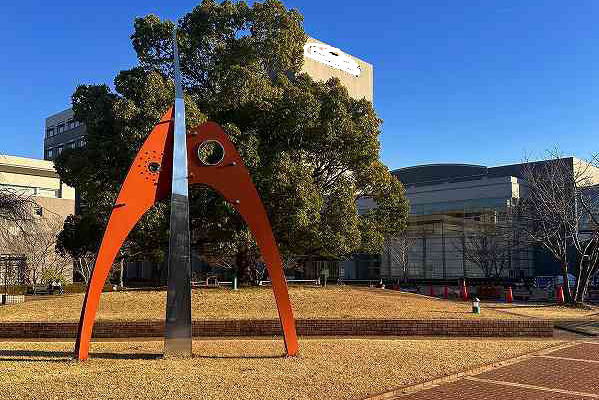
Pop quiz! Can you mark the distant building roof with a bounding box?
[391,157,599,187]
[392,164,488,186]
[0,155,59,178]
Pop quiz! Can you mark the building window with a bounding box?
[46,127,55,138]
[56,123,65,134]
[77,137,87,147]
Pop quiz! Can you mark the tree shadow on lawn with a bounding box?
[193,353,286,360]
[0,349,286,361]
[0,349,161,361]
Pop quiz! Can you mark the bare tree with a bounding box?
[73,252,95,285]
[0,188,35,237]
[1,213,71,285]
[461,224,515,278]
[383,234,415,282]
[519,152,599,304]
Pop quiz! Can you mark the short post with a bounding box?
[429,285,435,297]
[506,286,513,303]
[443,286,449,299]
[233,275,238,291]
[472,297,481,314]
[1,294,5,305]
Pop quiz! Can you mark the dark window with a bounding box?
[46,127,54,137]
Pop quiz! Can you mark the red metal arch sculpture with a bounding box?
[74,109,299,360]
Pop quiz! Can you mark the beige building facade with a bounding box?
[302,37,374,102]
[0,155,75,286]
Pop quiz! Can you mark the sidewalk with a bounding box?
[370,340,599,399]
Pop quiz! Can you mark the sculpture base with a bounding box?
[164,337,192,358]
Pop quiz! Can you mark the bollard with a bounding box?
[444,286,449,299]
[429,285,435,297]
[506,287,513,303]
[233,276,238,291]
[472,297,481,314]
[556,286,565,304]
[1,294,5,305]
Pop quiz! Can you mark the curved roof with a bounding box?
[391,164,488,186]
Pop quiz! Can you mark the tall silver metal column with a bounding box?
[164,28,192,357]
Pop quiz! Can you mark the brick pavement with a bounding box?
[368,341,599,399]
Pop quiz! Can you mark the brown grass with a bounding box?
[0,338,561,400]
[0,286,522,322]
[488,303,599,320]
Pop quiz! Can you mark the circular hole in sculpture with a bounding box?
[148,162,161,173]
[197,140,225,166]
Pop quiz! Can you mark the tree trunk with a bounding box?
[561,264,574,304]
[235,246,252,285]
[574,260,592,304]
[119,258,125,288]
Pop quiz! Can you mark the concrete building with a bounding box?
[303,37,373,102]
[373,158,599,282]
[337,157,599,283]
[44,108,86,161]
[0,155,75,286]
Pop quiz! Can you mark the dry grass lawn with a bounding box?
[489,304,599,320]
[0,338,561,400]
[0,286,522,322]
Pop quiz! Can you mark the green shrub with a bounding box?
[1,285,28,295]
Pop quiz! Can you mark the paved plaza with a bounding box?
[391,341,599,399]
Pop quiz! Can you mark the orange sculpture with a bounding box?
[74,108,299,361]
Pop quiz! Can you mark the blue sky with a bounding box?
[1,1,598,169]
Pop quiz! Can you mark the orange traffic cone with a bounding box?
[460,283,469,301]
[506,287,513,303]
[556,286,565,304]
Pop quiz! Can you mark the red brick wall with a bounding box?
[0,319,553,339]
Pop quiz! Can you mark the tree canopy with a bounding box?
[55,0,409,281]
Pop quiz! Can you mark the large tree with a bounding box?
[519,153,599,305]
[55,0,408,283]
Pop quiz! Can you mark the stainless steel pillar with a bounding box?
[164,28,192,357]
